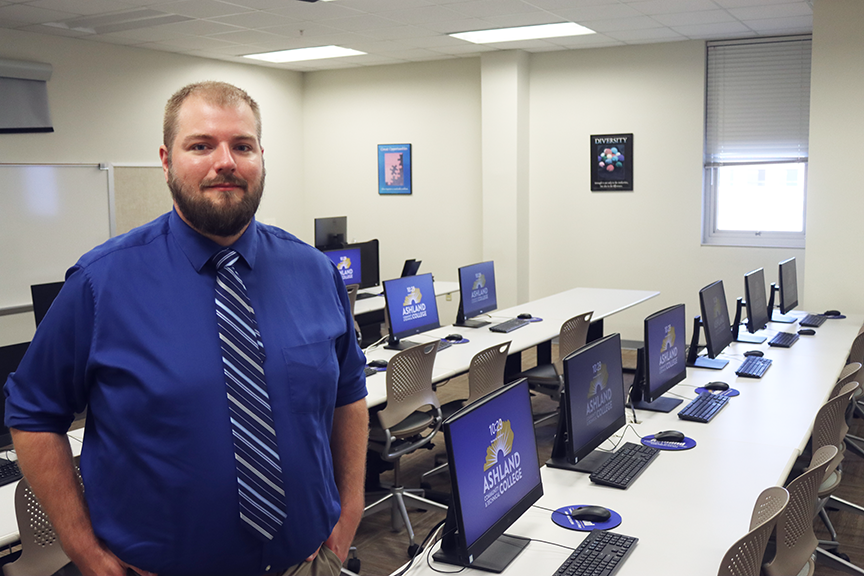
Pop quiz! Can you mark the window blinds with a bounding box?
[0,58,54,134]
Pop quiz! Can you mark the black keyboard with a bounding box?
[489,318,530,333]
[364,366,378,377]
[678,391,729,423]
[769,332,799,348]
[0,459,22,488]
[736,355,773,378]
[552,529,638,576]
[356,292,378,300]
[799,314,826,328]
[589,442,659,489]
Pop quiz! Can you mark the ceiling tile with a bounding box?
[581,15,663,32]
[672,20,752,37]
[605,26,686,42]
[209,10,298,28]
[152,0,252,19]
[743,14,812,33]
[727,2,811,20]
[27,0,138,16]
[626,0,720,16]
[0,3,78,23]
[652,9,737,26]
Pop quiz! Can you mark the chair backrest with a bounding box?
[465,341,512,405]
[836,362,861,390]
[763,445,838,576]
[717,486,789,576]
[345,283,359,314]
[812,381,858,454]
[377,341,440,431]
[554,311,593,374]
[847,330,864,366]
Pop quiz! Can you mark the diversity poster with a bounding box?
[378,144,412,195]
[590,133,633,191]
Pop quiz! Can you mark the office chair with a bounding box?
[763,445,837,576]
[4,461,83,576]
[831,363,864,460]
[420,341,512,485]
[345,283,362,343]
[717,486,789,576]
[516,311,593,424]
[364,342,447,557]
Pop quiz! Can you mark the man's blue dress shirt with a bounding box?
[4,210,368,576]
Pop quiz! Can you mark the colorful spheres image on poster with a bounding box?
[598,147,624,173]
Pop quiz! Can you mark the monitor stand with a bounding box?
[685,316,729,370]
[767,284,796,323]
[433,533,530,573]
[384,337,420,351]
[548,449,612,474]
[732,298,767,344]
[630,396,683,413]
[454,318,491,328]
[687,356,729,370]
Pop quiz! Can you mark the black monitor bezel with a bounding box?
[744,268,771,334]
[457,261,498,322]
[31,281,65,328]
[322,239,379,290]
[400,259,421,277]
[699,280,734,359]
[0,342,31,450]
[562,333,626,464]
[313,216,347,250]
[382,272,440,342]
[642,304,687,404]
[779,257,799,315]
[436,378,542,568]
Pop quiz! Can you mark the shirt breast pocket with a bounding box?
[282,338,339,414]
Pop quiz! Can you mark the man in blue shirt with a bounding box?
[4,82,368,576]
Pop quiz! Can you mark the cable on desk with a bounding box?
[424,524,467,575]
[390,518,449,576]
[363,335,388,354]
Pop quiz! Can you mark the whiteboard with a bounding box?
[0,164,112,313]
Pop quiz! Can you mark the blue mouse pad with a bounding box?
[552,505,622,531]
[442,338,469,344]
[527,317,543,323]
[642,435,696,451]
[694,387,740,398]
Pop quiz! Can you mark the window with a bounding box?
[703,36,811,248]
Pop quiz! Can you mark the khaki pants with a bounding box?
[277,546,342,576]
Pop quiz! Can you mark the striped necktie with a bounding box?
[212,248,287,541]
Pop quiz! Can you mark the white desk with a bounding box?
[396,312,862,576]
[363,287,659,407]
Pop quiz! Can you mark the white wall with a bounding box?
[804,0,864,315]
[0,29,304,345]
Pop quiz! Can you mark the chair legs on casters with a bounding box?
[815,495,864,574]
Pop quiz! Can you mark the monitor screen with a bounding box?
[548,333,626,472]
[456,261,497,327]
[779,257,798,315]
[322,247,362,287]
[641,304,687,408]
[383,273,440,348]
[31,281,64,328]
[699,280,734,359]
[744,268,771,334]
[0,342,31,450]
[433,379,542,572]
[313,216,347,250]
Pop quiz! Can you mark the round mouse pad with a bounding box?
[442,338,469,345]
[641,435,696,451]
[552,505,621,531]
[694,387,740,398]
[527,317,543,323]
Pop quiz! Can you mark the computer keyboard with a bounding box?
[769,331,799,348]
[489,317,530,333]
[552,529,638,576]
[677,391,730,423]
[0,459,22,488]
[799,314,826,328]
[436,339,452,352]
[735,355,773,378]
[588,442,659,489]
[355,292,378,300]
[364,366,378,377]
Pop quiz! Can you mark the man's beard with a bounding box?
[168,163,265,238]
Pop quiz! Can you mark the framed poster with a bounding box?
[378,144,412,195]
[591,134,633,191]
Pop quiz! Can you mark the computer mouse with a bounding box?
[368,359,388,368]
[743,350,764,358]
[654,430,685,443]
[517,313,533,320]
[824,310,841,316]
[445,334,463,342]
[569,506,612,523]
[798,328,816,336]
[704,381,729,391]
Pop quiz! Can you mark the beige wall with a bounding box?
[804,0,864,315]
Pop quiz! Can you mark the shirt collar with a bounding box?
[169,208,259,272]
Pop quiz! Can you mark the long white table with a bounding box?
[363,287,660,407]
[397,311,863,576]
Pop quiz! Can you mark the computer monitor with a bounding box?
[779,257,799,315]
[382,272,440,350]
[323,239,380,292]
[744,268,771,334]
[400,259,421,277]
[313,216,347,250]
[547,333,627,473]
[0,342,31,450]
[433,378,542,573]
[322,246,362,287]
[455,261,497,329]
[31,281,64,328]
[687,280,732,370]
[629,305,686,413]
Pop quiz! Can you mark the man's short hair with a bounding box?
[163,81,262,153]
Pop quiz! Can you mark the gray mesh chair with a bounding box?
[364,342,446,557]
[421,341,512,484]
[717,486,789,576]
[763,445,837,576]
[516,311,593,423]
[4,462,83,576]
